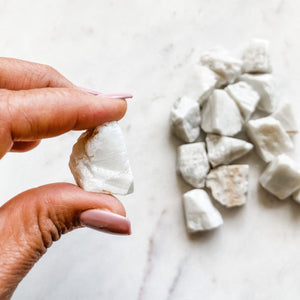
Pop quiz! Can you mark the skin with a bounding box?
[0,58,128,299]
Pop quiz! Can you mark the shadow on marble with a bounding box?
[187,227,222,243]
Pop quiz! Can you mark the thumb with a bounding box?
[0,183,130,299]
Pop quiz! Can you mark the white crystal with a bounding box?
[272,101,298,134]
[184,65,220,105]
[206,165,249,207]
[292,189,300,204]
[183,189,223,232]
[200,48,242,86]
[177,142,210,188]
[259,154,300,200]
[246,116,293,162]
[201,89,243,136]
[69,122,134,195]
[170,96,201,143]
[242,39,272,73]
[240,73,276,113]
[206,134,253,167]
[225,81,260,120]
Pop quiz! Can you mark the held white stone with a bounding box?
[177,142,210,188]
[184,65,220,105]
[170,96,201,143]
[206,134,253,167]
[183,189,223,232]
[259,154,300,200]
[200,48,242,86]
[272,101,298,134]
[225,81,260,120]
[292,189,300,204]
[69,122,134,195]
[206,165,249,207]
[242,39,272,73]
[201,89,243,136]
[246,116,293,162]
[240,73,276,113]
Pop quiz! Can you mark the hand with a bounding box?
[0,58,131,300]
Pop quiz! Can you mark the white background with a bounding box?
[1,0,300,299]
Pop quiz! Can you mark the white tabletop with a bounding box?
[1,0,300,299]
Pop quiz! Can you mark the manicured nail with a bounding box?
[99,93,133,99]
[80,209,131,235]
[79,87,133,99]
[79,87,101,95]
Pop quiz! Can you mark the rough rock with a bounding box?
[242,39,272,73]
[225,81,260,120]
[177,142,210,188]
[170,96,201,143]
[201,89,243,136]
[69,122,134,195]
[183,189,223,232]
[240,73,276,113]
[206,134,253,167]
[206,165,249,207]
[260,154,300,200]
[200,48,242,87]
[246,116,293,162]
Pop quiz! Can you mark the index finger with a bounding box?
[0,88,127,157]
[0,57,74,90]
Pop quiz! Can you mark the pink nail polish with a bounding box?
[99,93,133,99]
[79,87,133,99]
[79,87,102,95]
[80,209,131,235]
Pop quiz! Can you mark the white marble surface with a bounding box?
[1,0,300,299]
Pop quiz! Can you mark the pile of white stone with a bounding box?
[170,39,300,233]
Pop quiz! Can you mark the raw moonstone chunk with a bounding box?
[242,39,272,73]
[69,122,134,195]
[206,165,249,207]
[177,142,210,188]
[246,116,293,162]
[170,96,201,143]
[183,189,223,232]
[225,81,260,120]
[200,48,242,86]
[259,154,300,200]
[240,73,276,113]
[272,101,298,134]
[201,89,243,136]
[184,65,220,105]
[206,134,253,167]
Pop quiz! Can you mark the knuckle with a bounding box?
[37,213,62,250]
[39,64,61,87]
[25,193,64,251]
[42,64,58,75]
[0,89,13,126]
[39,64,72,88]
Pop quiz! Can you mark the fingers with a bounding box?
[0,57,74,90]
[10,140,41,152]
[0,88,127,157]
[7,88,127,140]
[0,183,130,298]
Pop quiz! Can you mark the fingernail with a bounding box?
[80,209,131,235]
[99,93,133,99]
[79,87,133,99]
[79,87,102,95]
